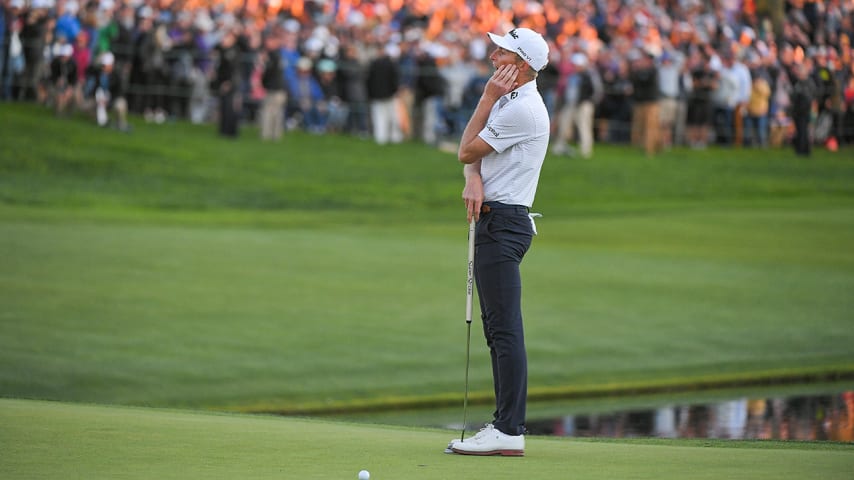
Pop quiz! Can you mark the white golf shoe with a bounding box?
[450,424,525,456]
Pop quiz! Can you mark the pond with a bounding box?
[524,391,854,441]
[321,384,854,442]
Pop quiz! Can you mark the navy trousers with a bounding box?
[474,202,533,436]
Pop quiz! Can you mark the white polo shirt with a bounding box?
[477,80,550,208]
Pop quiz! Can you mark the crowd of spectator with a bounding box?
[2,0,853,157]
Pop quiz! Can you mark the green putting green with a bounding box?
[2,399,852,480]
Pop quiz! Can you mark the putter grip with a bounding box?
[466,219,475,324]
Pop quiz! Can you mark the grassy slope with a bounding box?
[1,103,854,413]
[2,399,852,480]
[1,210,853,412]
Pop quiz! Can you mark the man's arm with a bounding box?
[462,160,483,222]
[458,64,520,221]
[457,64,519,164]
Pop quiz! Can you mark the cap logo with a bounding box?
[510,92,518,99]
[509,29,519,39]
[516,47,534,65]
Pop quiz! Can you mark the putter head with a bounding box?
[444,439,457,454]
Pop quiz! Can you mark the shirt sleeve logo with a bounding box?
[510,91,519,100]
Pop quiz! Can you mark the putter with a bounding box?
[445,218,476,454]
[462,218,476,440]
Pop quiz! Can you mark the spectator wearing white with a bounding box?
[711,50,741,145]
[440,44,477,139]
[657,50,681,150]
[552,52,601,158]
[731,50,752,147]
[94,52,129,131]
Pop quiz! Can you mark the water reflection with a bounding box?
[525,391,854,441]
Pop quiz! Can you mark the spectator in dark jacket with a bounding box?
[790,62,817,156]
[337,43,369,136]
[414,47,445,144]
[366,43,402,145]
[93,51,129,130]
[50,43,77,115]
[629,50,660,157]
[259,32,286,140]
[19,6,49,101]
[212,29,242,138]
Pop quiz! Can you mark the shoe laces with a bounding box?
[468,423,497,441]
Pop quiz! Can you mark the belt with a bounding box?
[481,202,529,215]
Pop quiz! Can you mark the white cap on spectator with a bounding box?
[347,10,365,27]
[487,27,549,71]
[297,57,313,71]
[283,19,301,33]
[53,43,73,57]
[100,0,115,10]
[305,37,324,53]
[404,28,422,43]
[313,26,330,41]
[424,41,448,60]
[571,52,588,67]
[64,0,79,15]
[384,43,401,59]
[10,0,25,9]
[469,36,487,61]
[195,13,214,32]
[101,51,115,66]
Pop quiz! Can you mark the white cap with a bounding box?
[384,43,401,59]
[487,27,549,71]
[100,51,115,66]
[54,43,73,57]
[571,52,588,67]
[296,57,313,70]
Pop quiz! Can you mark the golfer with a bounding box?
[450,27,550,456]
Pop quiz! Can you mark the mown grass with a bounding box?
[1,102,853,416]
[3,102,852,218]
[2,399,852,480]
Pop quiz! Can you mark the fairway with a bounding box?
[2,205,853,411]
[2,399,852,480]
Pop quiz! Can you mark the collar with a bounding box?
[503,79,538,103]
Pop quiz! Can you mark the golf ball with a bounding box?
[358,470,370,480]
